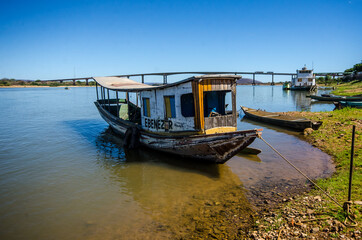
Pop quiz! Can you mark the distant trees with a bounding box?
[0,78,96,87]
[345,63,362,73]
[343,62,362,81]
[316,75,343,85]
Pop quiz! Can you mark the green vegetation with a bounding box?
[344,63,362,74]
[317,62,362,86]
[0,78,95,87]
[316,75,343,85]
[294,109,362,223]
[331,80,362,96]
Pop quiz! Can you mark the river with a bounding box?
[0,86,334,239]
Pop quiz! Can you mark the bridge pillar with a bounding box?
[271,73,275,86]
[252,73,255,85]
[163,75,167,84]
[60,80,63,83]
[73,80,76,85]
[85,79,89,85]
[141,75,144,83]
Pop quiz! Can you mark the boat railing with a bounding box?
[204,114,235,129]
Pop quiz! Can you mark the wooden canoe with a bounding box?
[241,106,322,131]
[310,95,362,102]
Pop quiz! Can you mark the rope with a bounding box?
[256,133,343,209]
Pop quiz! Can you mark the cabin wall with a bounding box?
[140,82,196,132]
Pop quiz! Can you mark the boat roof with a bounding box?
[92,77,157,92]
[93,74,241,92]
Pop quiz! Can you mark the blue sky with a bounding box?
[0,0,361,81]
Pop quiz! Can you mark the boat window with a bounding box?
[164,96,176,118]
[204,91,230,117]
[298,78,302,82]
[181,94,195,117]
[308,78,313,82]
[143,98,150,117]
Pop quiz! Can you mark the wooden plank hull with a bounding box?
[95,102,259,163]
[241,106,322,131]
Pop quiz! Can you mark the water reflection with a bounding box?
[92,127,251,238]
[237,85,335,112]
[63,120,250,239]
[95,127,221,178]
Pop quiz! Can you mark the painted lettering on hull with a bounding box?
[144,118,173,130]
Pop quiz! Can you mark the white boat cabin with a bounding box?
[292,67,316,87]
[93,75,239,135]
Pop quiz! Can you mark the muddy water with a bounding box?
[0,86,334,239]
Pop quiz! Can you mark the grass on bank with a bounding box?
[330,80,362,96]
[295,108,361,223]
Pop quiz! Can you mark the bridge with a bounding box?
[40,71,347,86]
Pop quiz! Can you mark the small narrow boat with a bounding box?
[334,101,362,109]
[93,74,262,163]
[310,95,362,101]
[241,106,322,131]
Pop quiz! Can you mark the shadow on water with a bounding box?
[63,119,221,178]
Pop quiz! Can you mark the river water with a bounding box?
[0,86,334,239]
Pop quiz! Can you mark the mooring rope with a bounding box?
[256,132,344,209]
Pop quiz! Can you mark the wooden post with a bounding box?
[96,82,99,100]
[348,125,356,201]
[102,87,106,106]
[107,89,110,111]
[126,92,130,120]
[116,91,119,117]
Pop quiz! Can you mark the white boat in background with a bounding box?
[283,66,316,91]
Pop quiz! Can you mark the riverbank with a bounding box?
[245,108,361,239]
[177,108,360,239]
[325,80,362,96]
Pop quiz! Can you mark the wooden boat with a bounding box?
[93,74,261,163]
[241,106,322,131]
[334,101,362,109]
[310,95,362,102]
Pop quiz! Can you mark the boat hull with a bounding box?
[241,106,322,131]
[334,101,362,109]
[95,102,259,163]
[310,95,362,101]
[283,84,314,91]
